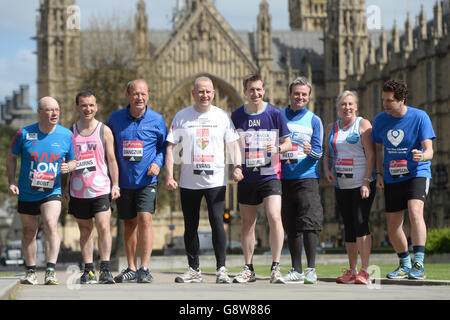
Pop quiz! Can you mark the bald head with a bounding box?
[38,96,59,110]
[126,79,148,94]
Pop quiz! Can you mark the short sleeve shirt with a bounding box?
[231,103,290,183]
[372,107,436,184]
[166,105,239,190]
[11,123,76,202]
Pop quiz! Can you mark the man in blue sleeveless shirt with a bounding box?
[280,77,324,284]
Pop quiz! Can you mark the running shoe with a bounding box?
[232,265,256,283]
[304,267,317,284]
[80,269,97,284]
[355,269,370,285]
[20,269,38,285]
[216,266,231,284]
[99,270,115,284]
[175,267,203,283]
[270,265,286,284]
[114,268,137,283]
[386,265,410,279]
[283,269,305,284]
[408,262,426,280]
[44,269,59,285]
[336,269,356,284]
[137,267,153,283]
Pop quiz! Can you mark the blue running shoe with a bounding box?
[408,262,426,280]
[386,265,410,279]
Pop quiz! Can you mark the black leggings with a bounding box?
[335,181,376,243]
[180,186,227,270]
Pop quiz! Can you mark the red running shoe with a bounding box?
[336,269,356,284]
[355,269,370,285]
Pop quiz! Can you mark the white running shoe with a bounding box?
[304,267,317,284]
[233,265,256,283]
[44,269,59,285]
[175,267,203,283]
[270,265,286,284]
[283,268,305,284]
[216,266,231,284]
[21,269,38,285]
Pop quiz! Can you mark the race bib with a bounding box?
[245,150,266,169]
[389,160,410,178]
[31,172,56,192]
[193,154,214,176]
[123,141,143,161]
[281,144,299,164]
[335,158,354,178]
[75,151,97,174]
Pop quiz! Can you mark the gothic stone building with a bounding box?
[36,0,450,249]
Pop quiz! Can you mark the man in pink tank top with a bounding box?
[62,90,120,284]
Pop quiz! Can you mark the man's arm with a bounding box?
[375,143,385,190]
[412,139,434,163]
[165,142,178,190]
[6,151,19,196]
[104,125,120,200]
[227,139,243,182]
[305,115,324,160]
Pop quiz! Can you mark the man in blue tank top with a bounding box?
[280,77,324,284]
[372,80,436,280]
[7,96,76,285]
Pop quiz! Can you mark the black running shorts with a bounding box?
[68,194,111,220]
[18,194,62,216]
[384,177,430,213]
[237,179,282,205]
[116,183,158,220]
[281,179,323,232]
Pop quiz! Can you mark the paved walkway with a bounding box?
[3,270,449,301]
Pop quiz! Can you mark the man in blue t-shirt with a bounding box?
[231,74,291,284]
[372,80,436,280]
[107,79,167,284]
[280,77,324,284]
[7,96,77,285]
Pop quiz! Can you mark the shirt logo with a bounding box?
[387,129,404,147]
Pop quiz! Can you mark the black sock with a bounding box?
[100,261,110,271]
[245,264,254,272]
[271,261,280,271]
[46,262,56,270]
[26,265,36,272]
[85,263,94,271]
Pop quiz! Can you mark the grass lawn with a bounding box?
[201,264,450,280]
[0,272,18,278]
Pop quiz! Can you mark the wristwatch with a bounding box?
[234,165,243,171]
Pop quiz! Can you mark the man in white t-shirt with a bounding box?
[166,76,243,283]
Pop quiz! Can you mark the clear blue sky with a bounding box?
[0,0,437,108]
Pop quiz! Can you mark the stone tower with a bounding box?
[134,0,149,64]
[323,0,368,123]
[289,0,327,31]
[257,0,273,100]
[35,0,81,125]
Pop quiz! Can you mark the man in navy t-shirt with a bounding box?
[231,74,291,284]
[372,80,436,280]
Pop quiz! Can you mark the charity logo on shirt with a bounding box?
[387,129,404,147]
